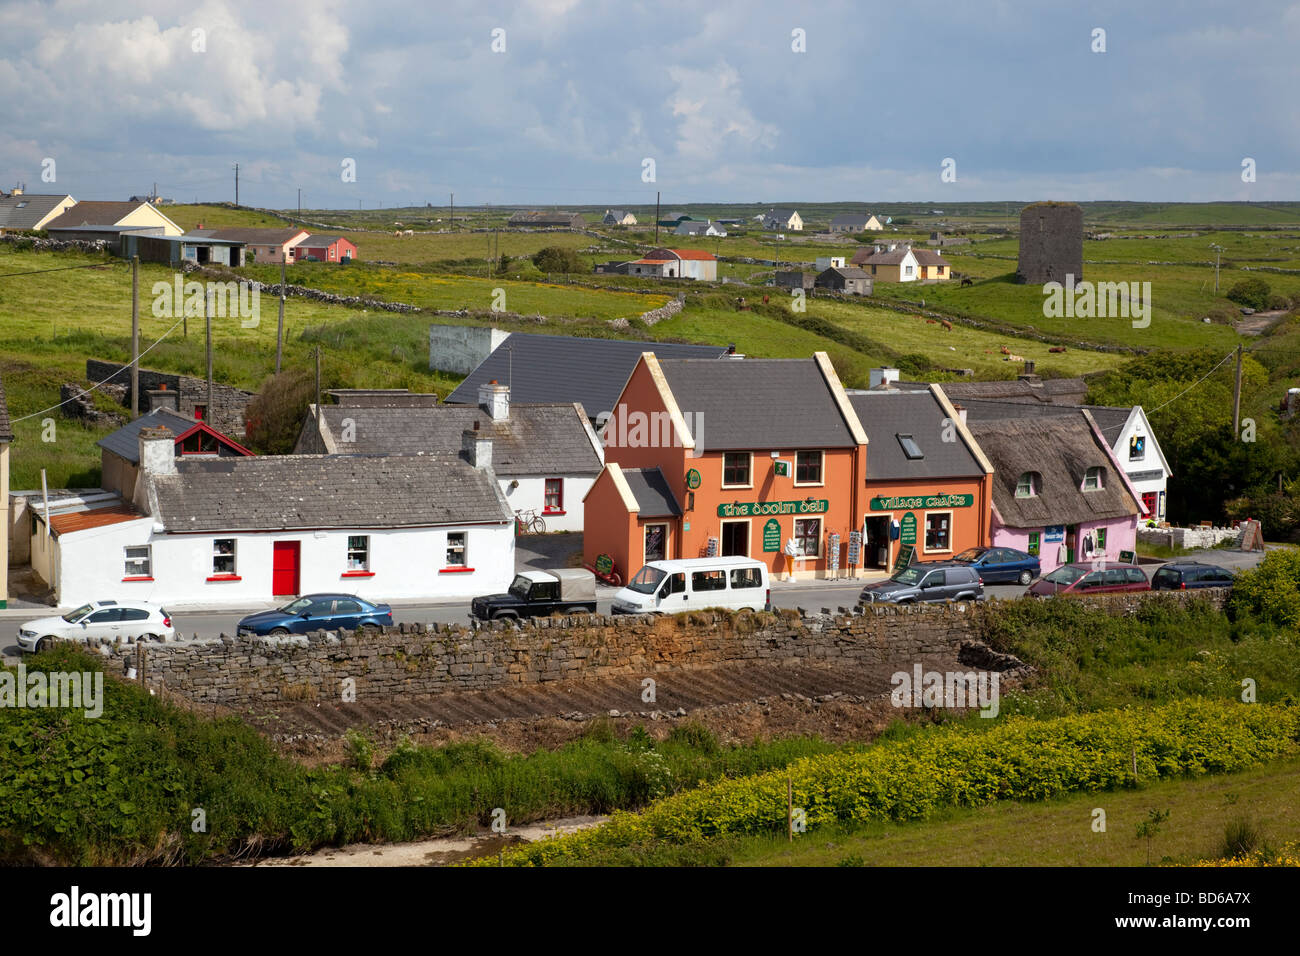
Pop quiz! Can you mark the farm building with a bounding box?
[295,235,357,262]
[774,271,815,291]
[196,227,309,264]
[625,248,717,281]
[119,232,246,267]
[675,220,727,237]
[295,381,603,533]
[814,266,872,295]
[508,210,587,228]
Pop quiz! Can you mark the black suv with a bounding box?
[859,561,984,605]
[1151,562,1236,590]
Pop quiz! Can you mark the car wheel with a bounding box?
[1018,570,1033,586]
[492,612,517,621]
[270,627,290,636]
[37,636,55,653]
[141,633,160,643]
[896,599,913,606]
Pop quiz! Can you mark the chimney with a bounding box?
[137,425,176,477]
[869,367,900,389]
[1022,359,1036,375]
[952,403,968,425]
[147,384,178,414]
[11,185,22,196]
[462,421,493,470]
[478,379,509,422]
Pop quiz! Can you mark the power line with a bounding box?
[1146,350,1238,415]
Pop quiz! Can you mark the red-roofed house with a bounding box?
[626,248,717,281]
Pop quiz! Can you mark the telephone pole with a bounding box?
[130,256,139,417]
[450,192,454,231]
[298,188,302,217]
[233,163,239,206]
[1232,344,1243,434]
[654,190,660,244]
[205,287,214,414]
[1210,243,1223,293]
[315,345,323,437]
[275,257,287,374]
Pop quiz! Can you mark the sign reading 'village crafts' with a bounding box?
[718,499,829,518]
[869,493,975,511]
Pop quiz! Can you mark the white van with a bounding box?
[610,556,771,615]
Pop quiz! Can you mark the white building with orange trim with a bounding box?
[625,248,718,281]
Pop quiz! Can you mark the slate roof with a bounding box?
[818,266,871,282]
[956,399,1133,447]
[149,454,510,532]
[657,358,857,450]
[851,246,915,266]
[830,213,873,227]
[306,403,602,476]
[622,467,682,517]
[0,375,12,442]
[0,194,73,230]
[44,201,161,229]
[938,377,1089,405]
[203,227,308,245]
[297,235,347,247]
[97,408,199,462]
[847,390,984,480]
[445,333,731,420]
[911,248,950,266]
[965,413,1139,528]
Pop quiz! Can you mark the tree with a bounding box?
[532,246,582,273]
[243,368,317,455]
[1226,277,1271,311]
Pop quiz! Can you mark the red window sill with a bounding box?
[121,576,154,582]
[439,567,475,573]
[543,509,566,516]
[341,570,375,578]
[206,575,242,582]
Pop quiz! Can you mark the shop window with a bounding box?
[1129,435,1146,460]
[644,524,667,562]
[924,512,952,552]
[794,517,821,557]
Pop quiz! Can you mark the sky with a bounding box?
[2,0,1298,209]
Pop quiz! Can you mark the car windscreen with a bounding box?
[279,597,313,614]
[1043,565,1086,585]
[61,603,95,623]
[508,575,533,599]
[628,566,667,595]
[954,549,985,563]
[890,566,924,585]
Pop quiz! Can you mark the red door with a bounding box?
[272,541,300,596]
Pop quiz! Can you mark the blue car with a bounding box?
[953,547,1040,586]
[236,593,393,636]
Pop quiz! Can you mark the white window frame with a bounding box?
[793,450,825,487]
[124,545,152,578]
[721,451,753,489]
[793,516,822,558]
[347,535,370,571]
[922,510,954,554]
[446,532,467,568]
[212,538,237,575]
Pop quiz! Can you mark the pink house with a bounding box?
[966,409,1145,573]
[295,235,358,263]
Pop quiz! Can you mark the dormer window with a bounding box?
[1015,471,1041,498]
[1083,467,1104,491]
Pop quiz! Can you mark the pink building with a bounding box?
[966,410,1145,573]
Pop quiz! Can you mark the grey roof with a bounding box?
[939,377,1089,405]
[831,213,872,226]
[819,266,871,280]
[150,454,510,532]
[766,208,798,219]
[444,333,731,420]
[965,413,1139,529]
[97,408,200,463]
[0,194,73,230]
[847,390,984,480]
[306,403,602,476]
[43,201,161,229]
[622,467,681,517]
[204,227,307,244]
[657,358,857,450]
[957,399,1132,447]
[0,376,12,442]
[297,235,346,246]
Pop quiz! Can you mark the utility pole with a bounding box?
[1232,344,1243,434]
[298,188,302,217]
[655,190,660,245]
[1211,243,1223,293]
[450,192,454,231]
[275,256,286,374]
[130,256,139,417]
[205,288,214,415]
[234,163,239,206]
[315,345,323,438]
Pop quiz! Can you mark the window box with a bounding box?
[206,574,242,582]
[341,570,375,578]
[439,567,476,574]
[121,576,155,582]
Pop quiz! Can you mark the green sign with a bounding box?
[870,493,974,511]
[762,518,782,552]
[1119,550,1136,565]
[717,499,829,518]
[773,459,790,477]
[685,468,701,490]
[900,512,917,545]
[595,554,613,575]
[895,544,915,570]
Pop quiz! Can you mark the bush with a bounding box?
[1226,278,1271,311]
[532,246,582,273]
[1220,816,1264,859]
[1266,293,1292,311]
[243,367,317,455]
[1226,549,1300,630]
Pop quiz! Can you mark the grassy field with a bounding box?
[732,755,1300,866]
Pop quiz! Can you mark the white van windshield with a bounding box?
[628,566,667,594]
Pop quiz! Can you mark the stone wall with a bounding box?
[1137,526,1242,550]
[110,589,1228,708]
[1017,201,1084,284]
[85,360,254,438]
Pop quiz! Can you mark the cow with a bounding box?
[1049,346,1067,353]
[939,320,953,331]
[960,277,974,287]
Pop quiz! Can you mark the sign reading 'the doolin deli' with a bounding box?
[718,499,829,518]
[869,493,974,511]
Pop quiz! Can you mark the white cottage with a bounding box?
[33,425,515,608]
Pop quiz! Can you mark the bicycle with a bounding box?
[516,509,547,534]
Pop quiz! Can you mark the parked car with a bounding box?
[1151,562,1237,590]
[859,561,983,606]
[236,593,393,636]
[472,569,598,620]
[953,547,1041,585]
[17,600,174,654]
[1027,562,1149,597]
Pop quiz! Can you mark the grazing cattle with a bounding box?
[960,277,974,287]
[1004,353,1025,363]
[939,320,952,331]
[403,229,414,236]
[1049,346,1068,353]
[1000,345,1011,355]
[925,318,938,325]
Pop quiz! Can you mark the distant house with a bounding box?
[602,209,637,226]
[626,248,718,281]
[675,220,727,237]
[441,331,733,424]
[774,271,815,291]
[814,266,872,295]
[0,192,77,234]
[762,209,803,231]
[830,213,882,233]
[198,227,310,264]
[657,213,694,228]
[295,235,357,263]
[851,242,920,282]
[98,408,253,502]
[118,232,246,267]
[508,211,587,229]
[912,248,952,281]
[43,200,184,237]
[295,382,604,533]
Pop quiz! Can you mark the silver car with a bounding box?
[859,562,984,606]
[17,600,175,653]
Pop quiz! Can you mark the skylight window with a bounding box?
[897,433,924,460]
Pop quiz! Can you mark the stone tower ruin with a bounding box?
[1016,201,1083,284]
